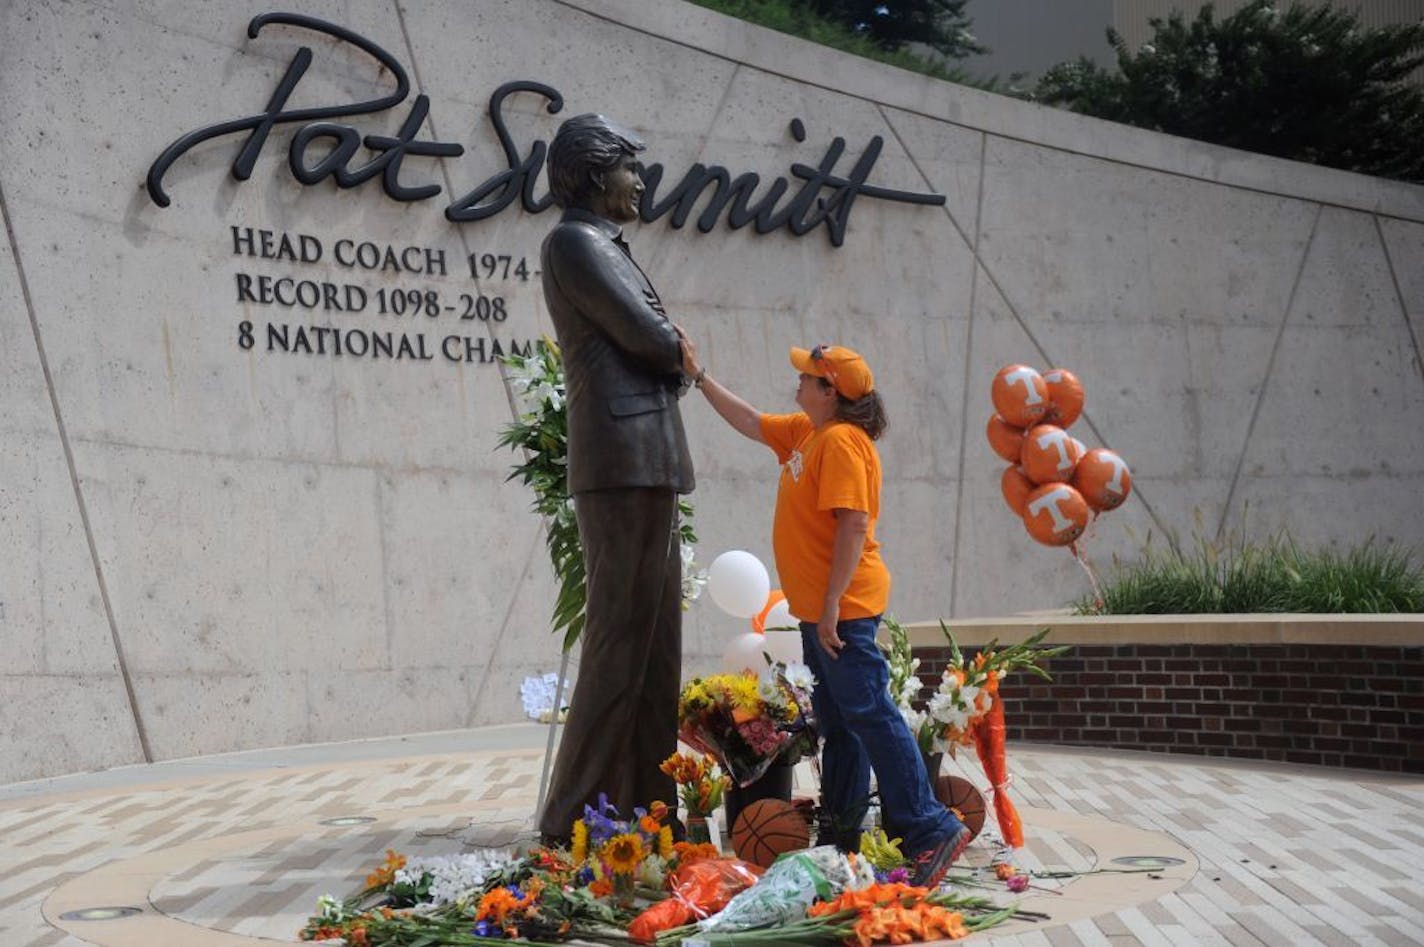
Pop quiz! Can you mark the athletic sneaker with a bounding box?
[908,823,971,889]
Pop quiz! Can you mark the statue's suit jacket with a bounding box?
[541,207,695,495]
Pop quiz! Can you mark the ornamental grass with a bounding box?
[1077,527,1423,615]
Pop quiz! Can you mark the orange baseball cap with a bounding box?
[789,344,874,400]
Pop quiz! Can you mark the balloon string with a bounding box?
[1070,540,1104,613]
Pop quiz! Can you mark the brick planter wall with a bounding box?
[912,640,1424,774]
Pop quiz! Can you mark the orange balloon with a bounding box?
[1041,368,1085,427]
[1073,448,1133,512]
[1022,483,1089,546]
[1019,424,1084,485]
[986,414,1025,463]
[751,590,787,634]
[990,364,1049,428]
[1001,466,1034,517]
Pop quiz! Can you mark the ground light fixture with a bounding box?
[1110,855,1187,868]
[58,907,143,921]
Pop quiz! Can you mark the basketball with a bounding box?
[731,798,809,868]
[935,774,986,841]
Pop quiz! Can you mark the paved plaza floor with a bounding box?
[2,725,1421,946]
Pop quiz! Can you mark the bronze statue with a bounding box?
[537,114,694,841]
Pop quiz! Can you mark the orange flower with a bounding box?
[475,886,533,926]
[994,862,1017,880]
[363,849,406,889]
[589,876,613,898]
[844,902,968,945]
[808,881,929,916]
[672,841,721,864]
[809,884,972,945]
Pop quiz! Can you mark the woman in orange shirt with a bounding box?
[678,336,969,889]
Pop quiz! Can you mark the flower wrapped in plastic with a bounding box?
[677,662,817,787]
[883,618,1068,851]
[882,618,1066,755]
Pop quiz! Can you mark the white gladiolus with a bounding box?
[927,692,958,723]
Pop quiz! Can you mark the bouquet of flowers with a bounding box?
[883,618,1067,851]
[660,751,731,819]
[571,795,676,904]
[677,662,817,787]
[881,618,1065,755]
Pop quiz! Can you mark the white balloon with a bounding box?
[761,598,796,633]
[722,631,771,675]
[761,629,804,667]
[707,550,771,619]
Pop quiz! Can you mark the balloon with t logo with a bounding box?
[1041,368,1085,428]
[991,365,1049,428]
[986,414,1026,463]
[1073,448,1133,512]
[1020,424,1084,485]
[1022,483,1089,546]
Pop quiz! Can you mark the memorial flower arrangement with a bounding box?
[880,618,1065,754]
[571,794,676,901]
[676,662,818,787]
[659,751,731,820]
[882,617,1067,851]
[500,341,700,652]
[301,837,1021,946]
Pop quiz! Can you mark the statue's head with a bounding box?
[546,114,646,212]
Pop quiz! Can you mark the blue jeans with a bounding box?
[800,616,961,855]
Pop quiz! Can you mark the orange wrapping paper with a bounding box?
[970,680,1023,848]
[627,858,762,944]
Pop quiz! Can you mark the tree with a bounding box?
[805,0,987,59]
[1031,1,1424,183]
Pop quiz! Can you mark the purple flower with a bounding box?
[884,867,911,884]
[1006,873,1030,893]
[473,919,497,936]
[583,794,621,841]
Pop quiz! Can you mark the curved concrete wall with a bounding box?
[2,0,1420,783]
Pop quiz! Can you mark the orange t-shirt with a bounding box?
[759,412,891,623]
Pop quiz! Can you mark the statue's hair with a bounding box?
[546,114,645,209]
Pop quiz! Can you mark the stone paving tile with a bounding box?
[2,734,1421,947]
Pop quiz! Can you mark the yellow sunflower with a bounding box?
[601,832,647,875]
[571,819,589,864]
